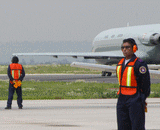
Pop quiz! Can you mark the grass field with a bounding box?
[0,80,159,100]
[0,64,101,74]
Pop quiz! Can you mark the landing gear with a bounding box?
[107,72,112,76]
[102,71,106,76]
[101,71,112,76]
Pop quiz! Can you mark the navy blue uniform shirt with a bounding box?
[120,54,150,100]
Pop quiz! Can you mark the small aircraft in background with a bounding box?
[13,24,160,79]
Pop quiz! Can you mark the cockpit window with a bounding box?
[117,34,123,37]
[105,35,108,38]
[111,35,115,38]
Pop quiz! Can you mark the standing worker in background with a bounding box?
[116,38,150,130]
[5,56,25,109]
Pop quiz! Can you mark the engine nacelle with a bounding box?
[138,33,160,46]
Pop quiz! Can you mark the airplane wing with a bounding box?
[13,51,160,79]
[148,65,160,70]
[71,62,160,79]
[12,51,124,59]
[70,62,116,72]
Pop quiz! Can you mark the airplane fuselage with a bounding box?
[92,24,160,65]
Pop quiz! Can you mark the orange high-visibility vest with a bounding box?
[116,57,138,95]
[10,63,22,84]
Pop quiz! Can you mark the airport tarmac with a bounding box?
[0,74,160,129]
[0,98,160,130]
[0,74,160,83]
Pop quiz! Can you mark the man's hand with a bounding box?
[145,102,147,112]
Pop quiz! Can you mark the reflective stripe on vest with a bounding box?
[127,67,132,86]
[116,58,138,95]
[11,70,21,80]
[117,65,122,85]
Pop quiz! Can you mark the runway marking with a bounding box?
[4,121,80,127]
[148,102,160,104]
[26,74,101,76]
[24,122,80,127]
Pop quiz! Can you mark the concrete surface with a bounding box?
[0,98,160,130]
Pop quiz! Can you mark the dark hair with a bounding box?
[12,56,19,63]
[123,38,138,50]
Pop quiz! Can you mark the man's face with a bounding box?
[121,42,134,59]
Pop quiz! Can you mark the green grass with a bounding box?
[149,84,160,97]
[0,64,101,74]
[0,65,8,74]
[0,81,159,100]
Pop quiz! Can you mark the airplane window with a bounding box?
[105,35,108,38]
[117,34,123,37]
[111,35,115,38]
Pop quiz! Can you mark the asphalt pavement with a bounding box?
[0,74,160,83]
[0,74,160,129]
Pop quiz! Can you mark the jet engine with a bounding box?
[138,33,160,46]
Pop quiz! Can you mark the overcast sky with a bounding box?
[0,0,160,64]
[1,0,160,43]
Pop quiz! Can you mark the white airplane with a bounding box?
[13,24,160,79]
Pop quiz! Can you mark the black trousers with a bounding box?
[7,83,22,107]
[117,93,145,130]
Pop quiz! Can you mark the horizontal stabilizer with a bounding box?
[70,62,116,72]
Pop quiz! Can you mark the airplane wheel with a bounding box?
[107,72,112,76]
[102,71,106,76]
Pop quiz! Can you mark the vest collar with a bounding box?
[125,54,137,62]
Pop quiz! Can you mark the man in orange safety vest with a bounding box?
[5,56,25,109]
[116,38,150,130]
